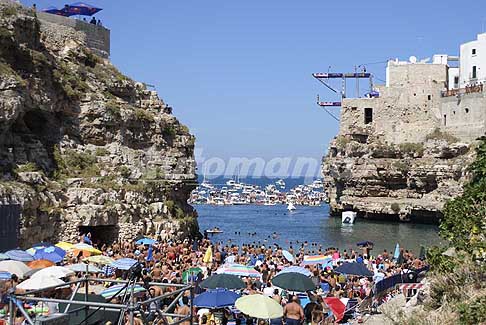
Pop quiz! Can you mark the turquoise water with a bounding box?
[195,204,445,255]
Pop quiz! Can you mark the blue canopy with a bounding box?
[64,2,102,17]
[334,262,373,277]
[33,246,66,263]
[136,238,156,246]
[110,258,137,270]
[193,289,240,308]
[5,250,34,262]
[42,6,68,16]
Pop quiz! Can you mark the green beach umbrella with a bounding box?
[271,272,316,292]
[235,294,283,319]
[199,274,245,290]
[182,267,203,283]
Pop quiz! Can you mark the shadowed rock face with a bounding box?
[0,2,198,247]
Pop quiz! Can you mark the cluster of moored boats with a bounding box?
[189,178,326,209]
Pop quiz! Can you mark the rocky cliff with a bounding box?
[322,133,474,223]
[0,2,198,246]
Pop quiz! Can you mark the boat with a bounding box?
[342,211,357,224]
[206,227,223,234]
[287,202,296,211]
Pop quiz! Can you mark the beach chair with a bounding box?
[342,298,359,322]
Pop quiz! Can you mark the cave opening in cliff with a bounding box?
[78,225,119,245]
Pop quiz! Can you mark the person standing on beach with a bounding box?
[283,295,304,325]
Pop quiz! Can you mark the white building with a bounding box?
[459,33,486,87]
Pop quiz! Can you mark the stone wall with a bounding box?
[441,91,486,141]
[37,12,110,57]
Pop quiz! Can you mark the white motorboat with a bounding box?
[287,202,296,211]
[342,211,357,224]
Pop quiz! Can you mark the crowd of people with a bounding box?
[0,232,427,325]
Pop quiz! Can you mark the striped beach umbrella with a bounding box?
[110,258,137,270]
[0,271,12,281]
[101,284,146,299]
[215,264,261,278]
[302,255,332,266]
[5,250,34,262]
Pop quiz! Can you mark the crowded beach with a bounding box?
[0,232,428,324]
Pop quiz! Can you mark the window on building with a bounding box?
[454,76,459,86]
[444,114,447,126]
[465,108,469,113]
[473,66,477,79]
[472,48,477,55]
[364,107,373,124]
[428,95,431,100]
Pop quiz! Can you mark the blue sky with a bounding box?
[22,0,486,168]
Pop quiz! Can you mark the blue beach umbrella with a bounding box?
[110,258,137,270]
[0,271,12,281]
[0,253,9,261]
[282,250,295,263]
[136,237,156,246]
[32,242,53,248]
[393,243,400,261]
[277,266,312,277]
[5,250,34,262]
[193,289,240,308]
[64,2,102,17]
[42,6,68,16]
[334,262,373,277]
[33,246,66,263]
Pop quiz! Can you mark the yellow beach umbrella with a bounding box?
[203,246,212,264]
[72,243,102,255]
[55,242,74,250]
[235,294,283,319]
[85,255,114,266]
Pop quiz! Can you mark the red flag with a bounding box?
[324,297,346,322]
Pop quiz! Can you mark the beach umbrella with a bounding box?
[334,262,373,277]
[27,242,53,255]
[33,246,66,263]
[199,274,245,290]
[101,284,146,299]
[216,264,261,278]
[33,242,53,248]
[111,258,137,270]
[17,275,65,291]
[282,250,295,263]
[0,253,9,261]
[193,289,240,308]
[136,237,156,245]
[0,271,12,281]
[182,267,203,283]
[393,243,400,261]
[277,266,312,277]
[272,272,316,292]
[27,259,55,269]
[235,294,283,319]
[72,243,102,255]
[302,255,332,266]
[55,242,74,251]
[5,250,34,262]
[68,263,102,273]
[0,260,31,279]
[203,246,212,264]
[31,266,74,279]
[324,297,346,322]
[85,255,114,265]
[42,6,68,16]
[63,2,102,17]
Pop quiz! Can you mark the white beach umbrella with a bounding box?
[0,260,31,279]
[17,275,65,291]
[31,266,74,279]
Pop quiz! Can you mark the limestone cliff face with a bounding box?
[321,62,477,223]
[0,3,198,246]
